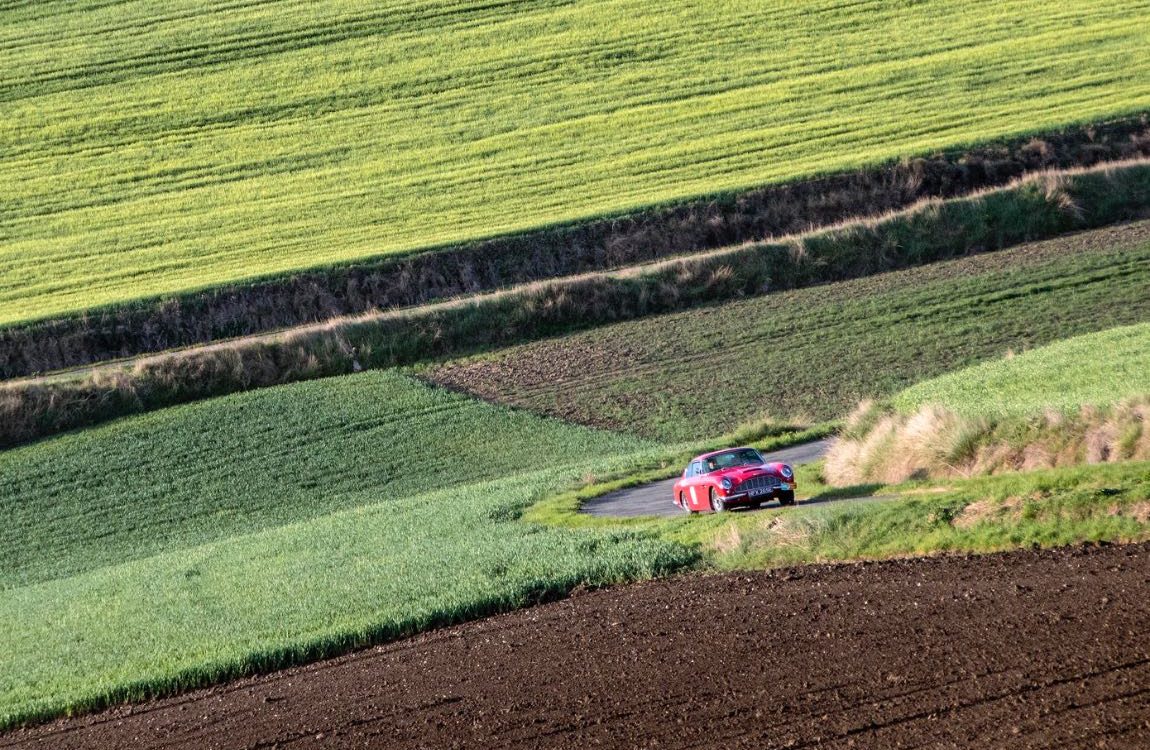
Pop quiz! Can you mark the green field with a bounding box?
[0,370,696,727]
[3,0,1149,326]
[428,222,1150,441]
[893,323,1150,418]
[819,323,1150,483]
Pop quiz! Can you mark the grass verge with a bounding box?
[526,458,1150,571]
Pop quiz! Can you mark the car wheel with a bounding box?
[709,488,726,513]
[680,492,693,514]
[778,490,796,507]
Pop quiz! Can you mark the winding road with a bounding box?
[582,438,835,518]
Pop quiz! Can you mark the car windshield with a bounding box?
[703,448,764,472]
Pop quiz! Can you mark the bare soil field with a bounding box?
[5,542,1148,749]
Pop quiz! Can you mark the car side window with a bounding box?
[688,461,701,478]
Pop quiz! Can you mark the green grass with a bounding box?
[427,222,1150,441]
[0,370,655,589]
[892,323,1150,418]
[0,370,703,727]
[3,0,1149,325]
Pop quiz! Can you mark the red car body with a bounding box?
[673,446,796,513]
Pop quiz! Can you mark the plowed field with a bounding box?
[6,542,1148,749]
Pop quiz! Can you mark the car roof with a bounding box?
[694,446,756,461]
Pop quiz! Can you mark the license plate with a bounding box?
[780,483,791,491]
[749,488,767,497]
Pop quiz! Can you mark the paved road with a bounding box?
[582,438,835,518]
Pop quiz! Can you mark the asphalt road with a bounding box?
[582,438,835,518]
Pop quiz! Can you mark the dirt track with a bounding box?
[5,542,1150,749]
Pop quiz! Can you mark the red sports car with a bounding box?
[674,447,795,513]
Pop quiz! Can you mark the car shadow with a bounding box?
[732,483,890,512]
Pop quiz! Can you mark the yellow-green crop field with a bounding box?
[2,0,1149,326]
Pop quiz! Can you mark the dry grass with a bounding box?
[826,397,1150,485]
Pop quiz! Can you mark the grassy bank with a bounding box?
[528,457,1150,570]
[3,1,1150,328]
[430,217,1150,442]
[0,370,701,728]
[7,163,1150,449]
[825,325,1150,484]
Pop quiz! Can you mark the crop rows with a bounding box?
[2,0,1149,325]
[427,222,1150,441]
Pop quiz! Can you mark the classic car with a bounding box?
[673,447,795,513]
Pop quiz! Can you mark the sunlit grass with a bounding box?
[3,0,1149,324]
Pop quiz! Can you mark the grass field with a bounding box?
[892,323,1150,418]
[0,370,703,726]
[428,222,1150,441]
[0,369,667,589]
[3,0,1149,326]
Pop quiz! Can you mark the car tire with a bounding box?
[778,490,796,506]
[680,492,693,514]
[709,488,726,513]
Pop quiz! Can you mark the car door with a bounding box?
[684,460,704,509]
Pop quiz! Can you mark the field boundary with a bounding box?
[3,115,1149,379]
[3,160,1149,449]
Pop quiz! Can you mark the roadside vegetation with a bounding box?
[6,163,1150,449]
[825,324,1150,484]
[693,461,1150,569]
[3,0,1149,328]
[533,460,1150,571]
[430,220,1150,442]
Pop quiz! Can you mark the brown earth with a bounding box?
[5,542,1150,749]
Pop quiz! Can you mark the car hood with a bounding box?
[714,464,782,481]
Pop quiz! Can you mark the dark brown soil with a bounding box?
[6,542,1150,749]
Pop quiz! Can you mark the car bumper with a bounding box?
[722,487,793,505]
